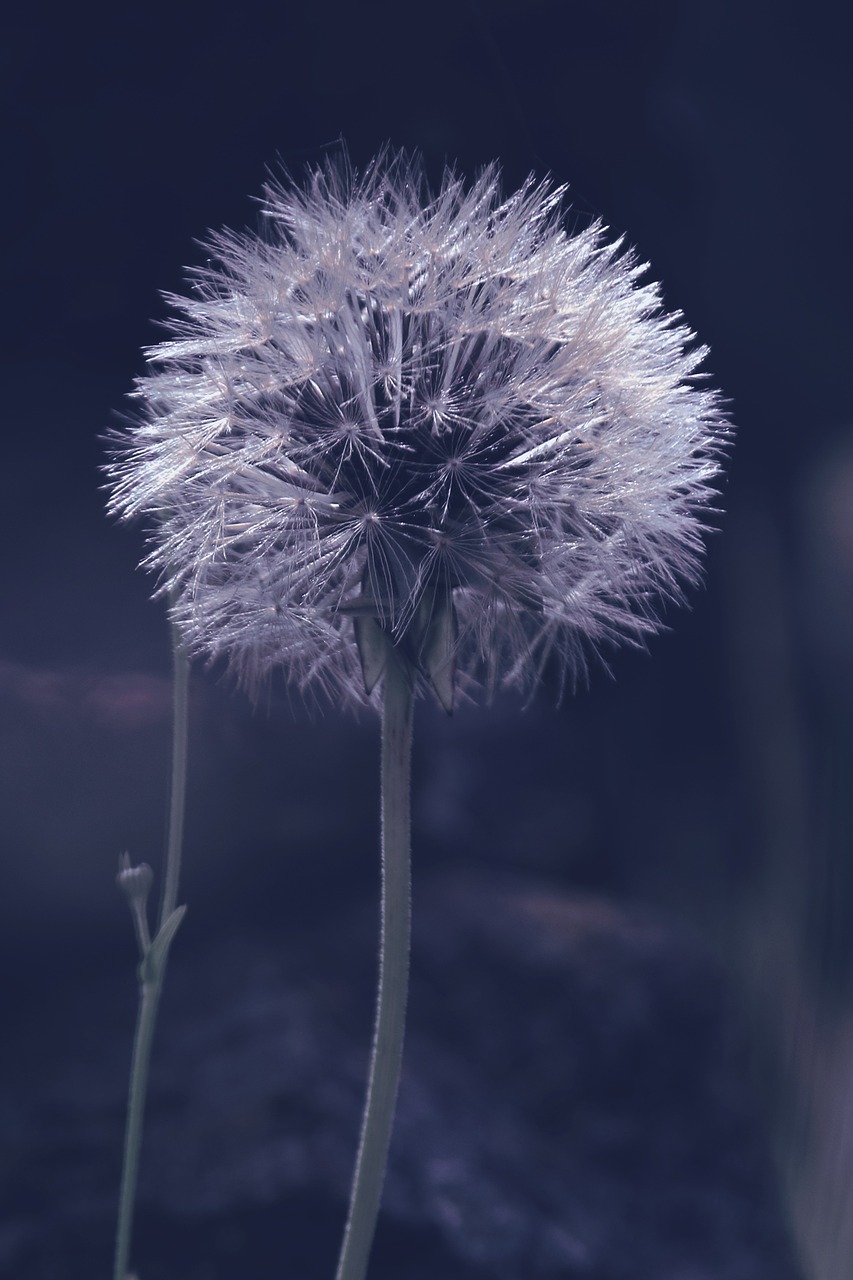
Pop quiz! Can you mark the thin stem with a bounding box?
[113,977,163,1280]
[334,651,414,1280]
[113,626,190,1280]
[160,624,190,927]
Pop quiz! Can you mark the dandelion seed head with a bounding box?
[107,152,730,707]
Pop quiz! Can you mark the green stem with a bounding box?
[334,651,414,1280]
[113,627,190,1280]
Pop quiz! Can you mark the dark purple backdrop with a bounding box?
[1,2,850,1276]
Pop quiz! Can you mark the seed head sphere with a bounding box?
[108,154,729,708]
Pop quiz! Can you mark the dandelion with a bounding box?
[107,152,729,1280]
[108,152,726,710]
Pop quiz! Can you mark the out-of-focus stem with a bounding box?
[113,626,190,1280]
[113,973,162,1280]
[161,624,189,924]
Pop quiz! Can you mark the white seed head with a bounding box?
[107,153,729,707]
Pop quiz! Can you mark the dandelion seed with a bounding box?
[107,152,727,708]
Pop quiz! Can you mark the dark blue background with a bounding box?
[1,1,850,1275]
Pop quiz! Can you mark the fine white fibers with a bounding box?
[108,153,729,707]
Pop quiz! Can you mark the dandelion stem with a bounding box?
[335,649,414,1280]
[161,621,189,924]
[113,968,163,1280]
[113,626,190,1280]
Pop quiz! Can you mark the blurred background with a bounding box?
[1,1,851,1276]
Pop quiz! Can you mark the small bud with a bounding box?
[117,852,154,903]
[117,853,154,957]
